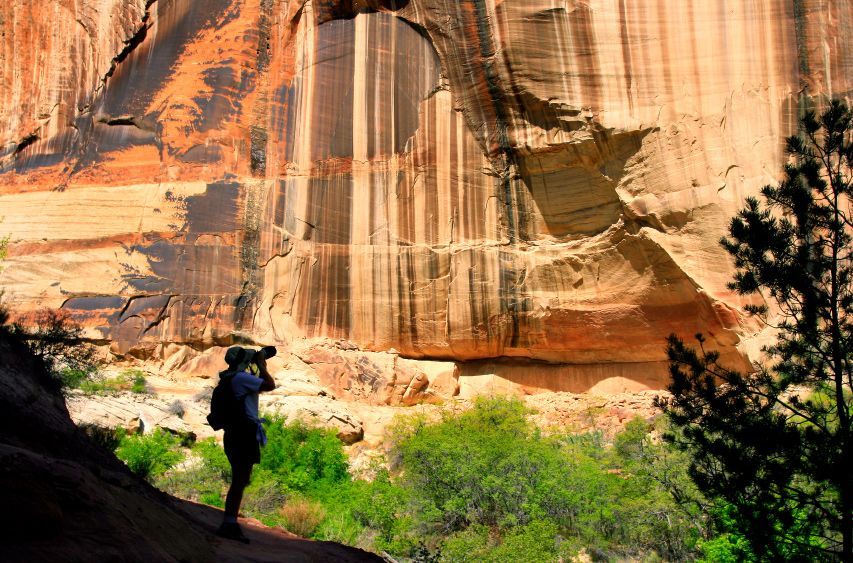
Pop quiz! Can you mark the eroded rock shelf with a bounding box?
[1,0,851,389]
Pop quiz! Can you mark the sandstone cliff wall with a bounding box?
[1,0,850,388]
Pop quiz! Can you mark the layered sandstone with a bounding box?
[1,1,851,390]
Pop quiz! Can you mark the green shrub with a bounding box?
[260,417,350,492]
[313,509,365,546]
[124,399,720,561]
[392,397,577,532]
[116,428,184,480]
[384,399,706,560]
[60,366,97,389]
[439,525,490,562]
[156,463,224,505]
[192,438,231,481]
[129,370,147,393]
[241,468,287,517]
[76,368,148,395]
[154,438,233,507]
[0,230,8,269]
[199,491,225,508]
[439,522,573,563]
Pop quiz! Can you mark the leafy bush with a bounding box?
[260,417,349,492]
[116,428,184,480]
[242,468,288,516]
[59,366,97,389]
[0,229,8,269]
[156,463,224,506]
[385,398,704,560]
[193,438,231,481]
[441,520,568,563]
[77,368,147,395]
[127,400,719,560]
[392,397,576,532]
[154,438,231,507]
[128,369,147,393]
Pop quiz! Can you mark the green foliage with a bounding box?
[199,491,224,508]
[387,398,702,560]
[128,369,148,393]
[0,219,8,272]
[156,463,224,506]
[116,428,184,480]
[155,438,230,507]
[241,467,288,516]
[76,368,147,395]
[696,504,757,563]
[136,401,716,560]
[193,438,231,481]
[59,366,97,389]
[391,397,581,535]
[259,417,349,492]
[441,521,568,563]
[661,100,853,560]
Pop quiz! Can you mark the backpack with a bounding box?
[207,372,244,430]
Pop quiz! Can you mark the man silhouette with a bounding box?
[216,346,276,543]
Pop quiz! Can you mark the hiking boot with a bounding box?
[216,522,250,544]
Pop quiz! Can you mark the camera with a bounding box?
[255,345,277,362]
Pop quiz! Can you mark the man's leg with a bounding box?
[224,461,252,521]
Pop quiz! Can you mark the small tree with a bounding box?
[659,100,852,560]
[10,308,98,391]
[0,217,8,269]
[0,234,7,269]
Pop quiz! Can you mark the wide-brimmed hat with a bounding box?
[224,346,255,371]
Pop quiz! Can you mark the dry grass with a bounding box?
[279,498,327,538]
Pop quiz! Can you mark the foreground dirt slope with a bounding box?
[0,331,381,562]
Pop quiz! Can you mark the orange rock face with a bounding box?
[1,1,851,387]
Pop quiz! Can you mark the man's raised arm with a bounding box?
[254,354,276,392]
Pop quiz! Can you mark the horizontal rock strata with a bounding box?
[1,0,851,390]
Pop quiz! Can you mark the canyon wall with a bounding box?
[1,0,851,391]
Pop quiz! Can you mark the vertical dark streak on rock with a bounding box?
[250,0,273,179]
[257,0,273,73]
[471,0,522,352]
[238,181,262,331]
[250,125,268,176]
[102,0,159,86]
[567,4,602,111]
[405,250,419,352]
[471,0,514,237]
[617,0,633,113]
[239,0,276,334]
[792,0,810,92]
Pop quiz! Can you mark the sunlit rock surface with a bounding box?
[1,0,851,390]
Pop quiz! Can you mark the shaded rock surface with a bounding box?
[0,329,382,562]
[0,0,851,390]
